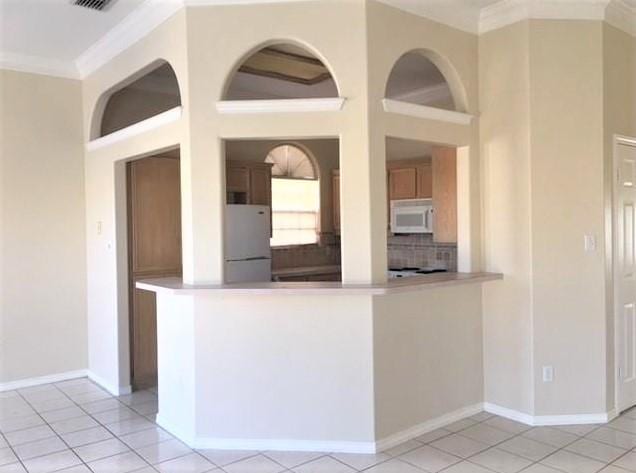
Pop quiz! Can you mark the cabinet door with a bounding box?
[389,168,417,200]
[227,166,249,193]
[249,167,271,206]
[432,147,457,243]
[332,172,340,234]
[417,165,433,199]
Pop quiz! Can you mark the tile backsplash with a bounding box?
[272,241,341,270]
[388,233,457,271]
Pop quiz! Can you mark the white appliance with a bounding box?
[390,199,434,234]
[225,205,272,283]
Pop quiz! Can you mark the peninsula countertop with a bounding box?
[137,272,502,296]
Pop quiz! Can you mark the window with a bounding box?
[265,145,320,247]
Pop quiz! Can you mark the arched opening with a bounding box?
[266,144,321,247]
[224,43,339,100]
[97,61,181,138]
[385,51,466,112]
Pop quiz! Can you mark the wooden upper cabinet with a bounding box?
[249,167,271,206]
[332,170,340,234]
[389,167,418,200]
[387,161,432,201]
[226,161,272,206]
[226,166,250,193]
[416,164,433,199]
[432,147,457,243]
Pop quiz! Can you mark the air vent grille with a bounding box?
[73,0,113,11]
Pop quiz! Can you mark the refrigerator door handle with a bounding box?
[226,256,270,262]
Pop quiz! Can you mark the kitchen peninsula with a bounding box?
[138,271,501,452]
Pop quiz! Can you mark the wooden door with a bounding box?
[616,142,636,412]
[332,171,340,234]
[432,147,457,243]
[416,165,433,199]
[249,167,271,206]
[389,168,417,200]
[128,156,182,390]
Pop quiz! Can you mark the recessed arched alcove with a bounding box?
[385,50,467,113]
[223,43,339,100]
[94,60,181,139]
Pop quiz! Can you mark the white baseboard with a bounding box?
[158,403,484,454]
[0,369,88,392]
[484,402,617,426]
[376,403,484,452]
[87,371,132,396]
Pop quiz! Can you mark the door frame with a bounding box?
[614,134,636,413]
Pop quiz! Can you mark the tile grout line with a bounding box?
[14,385,92,472]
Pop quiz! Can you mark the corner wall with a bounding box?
[481,20,613,418]
[0,70,87,384]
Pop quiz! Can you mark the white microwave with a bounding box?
[391,199,434,234]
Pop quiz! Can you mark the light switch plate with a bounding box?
[584,235,596,252]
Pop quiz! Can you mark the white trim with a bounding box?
[382,99,474,126]
[479,0,636,37]
[376,0,480,33]
[86,106,182,152]
[216,98,346,114]
[0,52,79,80]
[375,403,484,452]
[484,402,618,426]
[0,370,88,392]
[87,371,132,397]
[606,0,636,37]
[159,403,483,454]
[75,0,183,79]
[616,134,636,148]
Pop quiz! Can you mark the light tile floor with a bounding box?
[2,378,636,472]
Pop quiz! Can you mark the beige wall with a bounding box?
[480,22,534,414]
[481,20,614,417]
[529,21,606,415]
[373,284,484,439]
[0,70,87,384]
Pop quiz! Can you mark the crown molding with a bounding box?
[0,52,79,80]
[3,0,635,81]
[479,0,627,34]
[75,0,183,79]
[605,0,636,36]
[376,0,480,34]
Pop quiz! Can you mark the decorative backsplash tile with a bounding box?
[388,233,457,271]
[272,241,341,270]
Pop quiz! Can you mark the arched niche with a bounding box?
[385,50,468,113]
[223,42,339,100]
[92,60,182,139]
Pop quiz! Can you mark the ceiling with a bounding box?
[0,0,634,79]
[0,0,145,62]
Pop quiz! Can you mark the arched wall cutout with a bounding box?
[265,142,322,181]
[384,48,469,114]
[221,39,342,101]
[89,59,183,141]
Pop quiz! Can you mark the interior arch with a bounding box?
[223,41,340,100]
[385,49,468,113]
[91,60,182,140]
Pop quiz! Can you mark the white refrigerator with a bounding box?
[225,204,272,283]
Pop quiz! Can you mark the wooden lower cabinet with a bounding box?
[127,156,182,390]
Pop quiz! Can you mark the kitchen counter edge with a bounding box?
[136,272,503,296]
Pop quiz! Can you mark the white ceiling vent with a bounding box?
[73,0,115,11]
